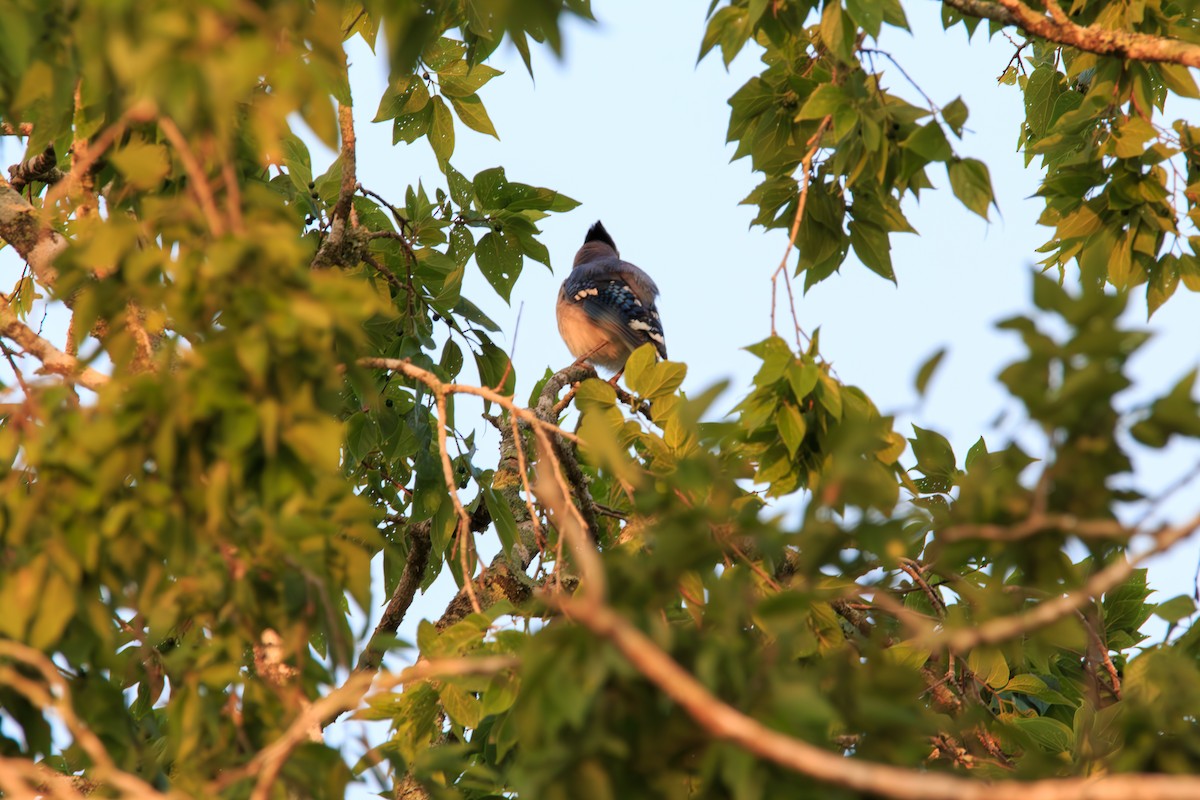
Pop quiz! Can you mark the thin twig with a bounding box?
[42,101,156,213]
[213,656,517,799]
[435,389,481,614]
[770,116,830,344]
[157,116,226,237]
[511,413,545,549]
[360,357,582,445]
[534,426,604,603]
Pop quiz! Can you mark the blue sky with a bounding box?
[322,0,1200,633]
[316,3,1200,786]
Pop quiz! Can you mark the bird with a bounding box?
[556,221,667,375]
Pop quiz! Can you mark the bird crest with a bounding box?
[584,220,618,252]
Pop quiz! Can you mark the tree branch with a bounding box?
[931,511,1200,653]
[212,656,517,799]
[0,177,68,289]
[354,522,434,675]
[554,594,1200,800]
[942,0,1017,25]
[43,101,155,214]
[311,102,362,270]
[0,641,163,799]
[0,296,108,390]
[937,513,1133,543]
[158,116,226,237]
[945,0,1200,68]
[430,362,595,630]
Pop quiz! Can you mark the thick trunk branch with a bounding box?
[945,0,1200,68]
[0,177,67,288]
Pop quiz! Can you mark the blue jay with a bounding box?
[556,221,667,374]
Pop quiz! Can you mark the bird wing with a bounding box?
[562,262,667,360]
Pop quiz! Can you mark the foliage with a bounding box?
[0,1,1198,800]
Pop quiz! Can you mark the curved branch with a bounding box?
[933,511,1200,653]
[556,594,1200,800]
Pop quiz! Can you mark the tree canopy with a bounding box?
[1,1,1200,799]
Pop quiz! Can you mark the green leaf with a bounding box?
[110,138,170,189]
[914,347,946,397]
[439,683,482,728]
[1112,116,1156,159]
[1107,232,1136,289]
[480,671,519,717]
[638,361,687,400]
[848,218,895,282]
[818,0,853,63]
[30,569,75,649]
[796,84,849,121]
[1024,67,1065,137]
[964,436,988,470]
[373,75,415,122]
[623,344,659,395]
[968,647,1010,690]
[845,0,883,37]
[816,373,843,419]
[909,425,956,489]
[449,94,498,138]
[1002,674,1075,706]
[1103,568,1152,634]
[484,485,519,555]
[776,403,807,457]
[474,230,522,301]
[1010,715,1073,754]
[903,123,953,162]
[1159,64,1200,99]
[573,378,617,411]
[429,96,455,160]
[942,97,968,137]
[393,104,433,145]
[1155,594,1197,624]
[787,361,819,402]
[1180,253,1200,291]
[437,61,502,98]
[947,157,994,219]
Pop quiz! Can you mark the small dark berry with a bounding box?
[385,398,394,408]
